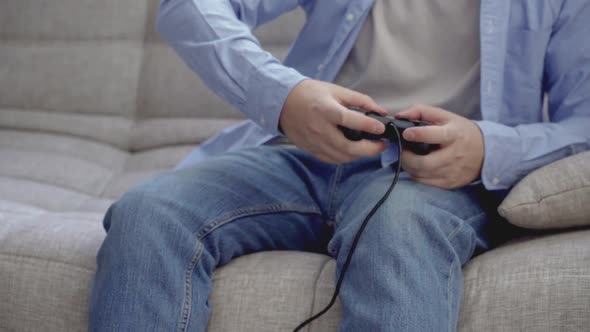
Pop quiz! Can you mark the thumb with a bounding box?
[396,104,454,124]
[334,86,388,115]
[330,102,386,135]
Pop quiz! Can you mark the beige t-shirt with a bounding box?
[335,0,481,120]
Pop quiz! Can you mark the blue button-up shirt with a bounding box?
[157,0,590,190]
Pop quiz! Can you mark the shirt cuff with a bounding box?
[244,63,308,135]
[475,120,524,190]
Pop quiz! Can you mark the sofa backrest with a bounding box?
[0,0,304,152]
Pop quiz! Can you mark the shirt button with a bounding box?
[492,177,500,185]
[346,13,355,22]
[260,115,266,126]
[486,19,495,33]
[486,81,494,95]
[317,64,324,71]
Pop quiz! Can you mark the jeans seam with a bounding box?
[179,240,204,332]
[447,259,456,332]
[446,223,464,242]
[445,211,485,332]
[446,211,486,242]
[326,165,344,223]
[195,204,323,239]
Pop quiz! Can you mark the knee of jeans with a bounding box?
[102,188,197,249]
[379,201,478,271]
[333,190,466,260]
[104,189,146,231]
[373,201,438,246]
[397,188,469,237]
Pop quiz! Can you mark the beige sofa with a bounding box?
[1,1,589,331]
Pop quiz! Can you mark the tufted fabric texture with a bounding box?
[498,151,590,230]
[1,1,589,332]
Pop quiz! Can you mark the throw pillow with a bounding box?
[498,151,590,229]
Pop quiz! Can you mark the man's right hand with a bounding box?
[279,79,388,164]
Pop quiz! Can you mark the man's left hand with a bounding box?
[395,105,484,189]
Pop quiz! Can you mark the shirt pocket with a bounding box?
[508,0,558,31]
[505,28,551,90]
[502,28,552,123]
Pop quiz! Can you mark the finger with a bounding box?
[335,86,388,115]
[328,125,388,159]
[295,125,352,164]
[330,103,386,135]
[401,155,456,183]
[403,124,454,145]
[314,133,354,165]
[395,104,454,124]
[312,142,352,164]
[343,139,388,159]
[401,150,440,179]
[416,146,455,169]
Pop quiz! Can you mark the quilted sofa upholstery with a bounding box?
[1,1,589,331]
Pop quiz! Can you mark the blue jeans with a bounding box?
[89,146,512,331]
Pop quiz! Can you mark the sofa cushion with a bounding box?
[0,0,148,41]
[498,151,590,230]
[0,129,193,208]
[458,230,590,331]
[0,200,105,331]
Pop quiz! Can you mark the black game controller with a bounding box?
[339,107,438,155]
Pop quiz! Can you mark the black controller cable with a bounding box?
[293,124,403,331]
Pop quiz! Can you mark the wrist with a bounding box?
[246,65,308,135]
